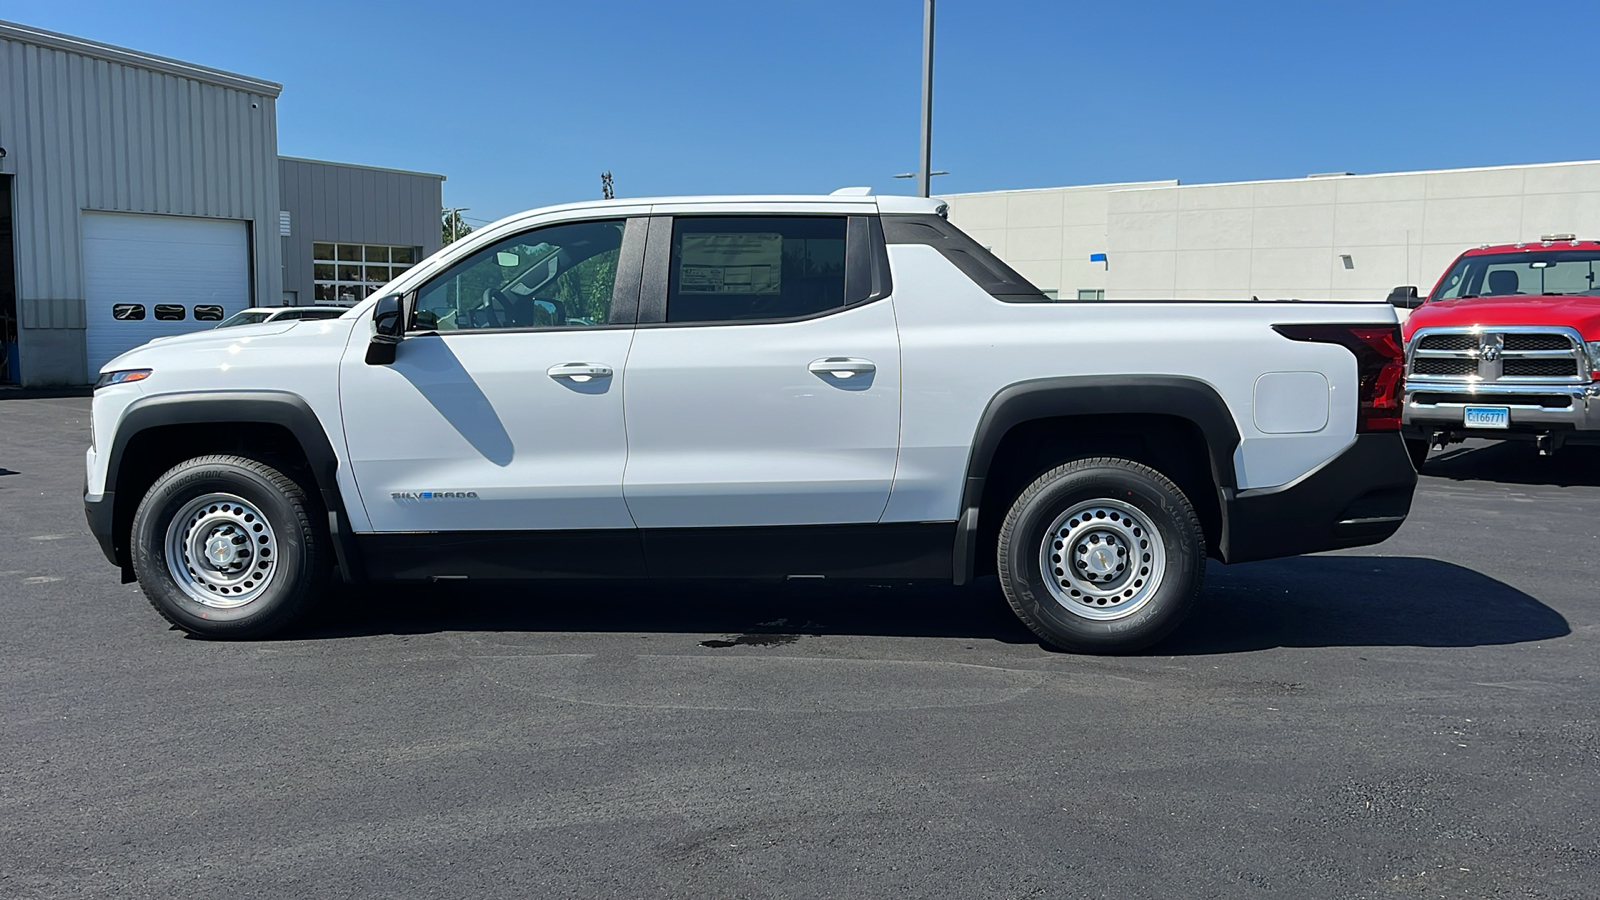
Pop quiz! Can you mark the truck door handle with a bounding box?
[808,357,876,378]
[547,363,613,383]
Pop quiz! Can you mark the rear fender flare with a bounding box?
[953,376,1241,584]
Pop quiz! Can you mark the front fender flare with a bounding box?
[100,391,361,581]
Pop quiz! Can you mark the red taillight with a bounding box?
[1274,324,1405,432]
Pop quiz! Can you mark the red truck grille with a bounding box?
[1408,329,1586,384]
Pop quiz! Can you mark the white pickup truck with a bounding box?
[85,192,1416,652]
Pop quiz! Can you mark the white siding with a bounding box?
[943,160,1600,303]
[939,181,1176,299]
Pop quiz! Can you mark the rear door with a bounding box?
[621,214,900,528]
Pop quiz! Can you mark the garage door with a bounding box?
[83,212,251,374]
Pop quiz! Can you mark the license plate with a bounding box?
[1463,406,1510,429]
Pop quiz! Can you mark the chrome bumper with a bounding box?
[1403,380,1600,432]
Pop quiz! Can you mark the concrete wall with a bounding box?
[278,157,444,305]
[943,160,1600,302]
[0,20,283,385]
[939,181,1176,298]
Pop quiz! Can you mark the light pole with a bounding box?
[444,206,470,243]
[918,0,935,198]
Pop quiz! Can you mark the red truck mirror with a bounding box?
[1386,285,1422,309]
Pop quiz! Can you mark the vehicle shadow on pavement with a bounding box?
[1165,555,1569,654]
[1422,440,1600,487]
[291,555,1567,653]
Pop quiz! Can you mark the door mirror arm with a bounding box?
[1386,285,1423,310]
[365,293,406,365]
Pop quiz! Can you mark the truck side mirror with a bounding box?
[1386,285,1422,309]
[365,294,404,365]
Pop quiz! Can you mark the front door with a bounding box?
[621,214,902,528]
[340,215,644,533]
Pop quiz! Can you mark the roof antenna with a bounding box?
[601,171,614,200]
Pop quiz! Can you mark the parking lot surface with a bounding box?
[1,395,1595,899]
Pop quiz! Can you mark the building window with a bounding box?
[1041,289,1060,301]
[312,243,420,305]
[1077,289,1105,301]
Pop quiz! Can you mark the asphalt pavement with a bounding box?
[1,395,1594,899]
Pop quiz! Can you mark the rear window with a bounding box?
[666,217,847,323]
[882,214,1049,303]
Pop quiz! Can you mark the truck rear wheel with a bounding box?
[996,457,1204,653]
[130,455,329,639]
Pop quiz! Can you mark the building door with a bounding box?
[0,176,16,384]
[82,212,251,375]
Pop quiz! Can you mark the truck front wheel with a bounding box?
[996,457,1204,653]
[130,455,330,639]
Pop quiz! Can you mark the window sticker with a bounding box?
[679,233,782,294]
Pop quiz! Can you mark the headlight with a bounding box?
[94,369,151,389]
[1587,342,1600,380]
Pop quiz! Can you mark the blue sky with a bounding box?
[13,1,1600,225]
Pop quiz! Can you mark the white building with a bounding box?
[941,160,1600,302]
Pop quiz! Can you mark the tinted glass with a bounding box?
[667,217,846,323]
[1432,249,1600,300]
[414,220,624,331]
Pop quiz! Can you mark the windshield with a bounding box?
[1431,250,1600,301]
[215,310,272,328]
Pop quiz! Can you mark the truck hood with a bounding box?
[99,321,305,373]
[1402,294,1600,341]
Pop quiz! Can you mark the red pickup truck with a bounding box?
[1392,234,1600,466]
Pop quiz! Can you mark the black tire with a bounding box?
[130,455,329,639]
[1405,437,1430,471]
[996,457,1204,654]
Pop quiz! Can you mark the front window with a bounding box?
[412,220,624,331]
[1431,250,1600,301]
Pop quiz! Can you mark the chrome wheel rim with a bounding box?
[1039,498,1166,621]
[164,493,278,609]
